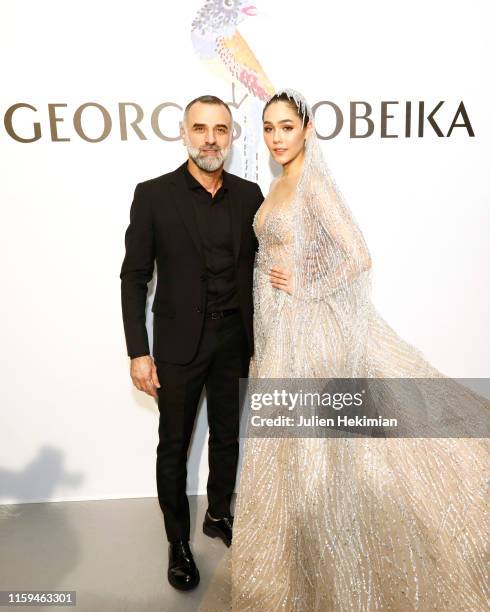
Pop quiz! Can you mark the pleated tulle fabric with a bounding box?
[198,90,489,611]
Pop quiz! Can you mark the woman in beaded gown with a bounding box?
[199,90,489,611]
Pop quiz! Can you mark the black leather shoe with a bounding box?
[203,511,233,547]
[168,539,200,591]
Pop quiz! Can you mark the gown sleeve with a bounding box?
[292,169,372,302]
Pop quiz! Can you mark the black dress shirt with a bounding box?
[183,162,238,313]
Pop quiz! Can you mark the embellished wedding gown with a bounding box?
[199,94,489,611]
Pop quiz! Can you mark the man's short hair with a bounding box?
[183,95,233,124]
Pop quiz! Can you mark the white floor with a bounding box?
[0,495,229,611]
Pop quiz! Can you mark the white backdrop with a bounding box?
[1,0,488,504]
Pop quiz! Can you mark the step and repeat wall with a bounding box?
[1,0,488,504]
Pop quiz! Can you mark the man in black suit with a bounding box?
[120,95,264,591]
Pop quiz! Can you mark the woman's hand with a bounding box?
[269,266,294,295]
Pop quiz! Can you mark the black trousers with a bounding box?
[155,311,249,543]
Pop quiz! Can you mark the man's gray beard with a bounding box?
[183,137,230,172]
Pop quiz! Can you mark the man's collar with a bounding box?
[182,160,229,193]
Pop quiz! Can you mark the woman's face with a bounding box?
[262,100,311,166]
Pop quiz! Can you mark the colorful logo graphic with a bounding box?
[191,0,275,179]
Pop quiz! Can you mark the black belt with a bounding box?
[206,308,239,319]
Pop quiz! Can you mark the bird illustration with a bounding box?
[191,0,275,180]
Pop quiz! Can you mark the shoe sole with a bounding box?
[167,567,200,591]
[203,523,232,547]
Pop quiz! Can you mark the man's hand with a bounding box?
[130,355,161,398]
[269,266,294,295]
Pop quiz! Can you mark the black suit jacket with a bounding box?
[120,161,264,364]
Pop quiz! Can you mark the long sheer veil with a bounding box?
[275,88,489,438]
[282,87,436,379]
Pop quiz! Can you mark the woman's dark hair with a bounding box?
[262,92,310,127]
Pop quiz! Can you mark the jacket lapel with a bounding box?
[170,163,205,262]
[225,171,242,265]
